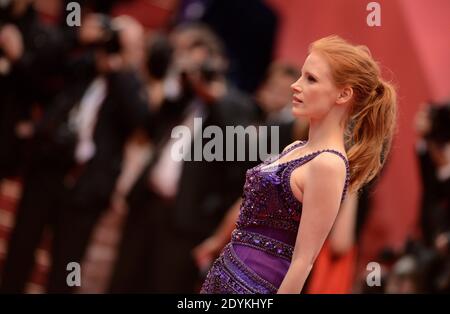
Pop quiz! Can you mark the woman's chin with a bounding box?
[291,104,307,117]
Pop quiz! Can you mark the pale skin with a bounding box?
[193,52,355,293]
[277,52,353,293]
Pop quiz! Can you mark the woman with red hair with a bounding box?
[200,35,397,294]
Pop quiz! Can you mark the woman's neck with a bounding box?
[306,113,346,153]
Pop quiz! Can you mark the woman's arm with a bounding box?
[277,153,347,294]
[192,197,242,272]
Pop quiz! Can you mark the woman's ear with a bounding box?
[337,86,353,105]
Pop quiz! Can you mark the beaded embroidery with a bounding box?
[231,229,293,261]
[237,141,350,235]
[201,141,351,294]
[201,243,277,294]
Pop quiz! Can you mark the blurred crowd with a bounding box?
[0,0,308,293]
[361,102,450,294]
[0,0,448,294]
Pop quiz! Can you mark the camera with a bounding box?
[146,34,173,80]
[198,58,224,83]
[91,14,122,54]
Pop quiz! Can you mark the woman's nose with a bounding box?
[291,79,301,92]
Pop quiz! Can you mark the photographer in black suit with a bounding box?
[415,101,450,247]
[0,14,151,293]
[109,24,258,293]
[0,0,71,179]
[45,15,151,293]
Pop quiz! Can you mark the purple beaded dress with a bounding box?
[200,141,350,294]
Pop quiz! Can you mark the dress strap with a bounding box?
[261,140,306,167]
[280,141,307,158]
[317,150,350,202]
[281,149,350,205]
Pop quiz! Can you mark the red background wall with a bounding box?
[267,0,450,265]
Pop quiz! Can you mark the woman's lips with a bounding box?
[292,95,303,104]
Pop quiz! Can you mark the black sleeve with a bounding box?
[107,70,151,133]
[212,89,260,199]
[416,142,442,244]
[416,142,439,194]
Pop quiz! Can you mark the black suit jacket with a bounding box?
[30,57,150,213]
[129,87,258,240]
[67,69,150,213]
[417,144,450,244]
[173,88,258,238]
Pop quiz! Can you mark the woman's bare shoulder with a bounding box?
[298,152,347,186]
[291,151,347,192]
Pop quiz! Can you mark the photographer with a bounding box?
[0,0,71,179]
[109,23,258,293]
[414,101,450,247]
[415,100,450,293]
[0,13,150,293]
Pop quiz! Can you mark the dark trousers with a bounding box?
[46,205,103,293]
[0,170,65,293]
[108,190,201,293]
[0,169,111,293]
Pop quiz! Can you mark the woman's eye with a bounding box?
[307,75,316,82]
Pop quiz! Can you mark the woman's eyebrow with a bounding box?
[300,69,318,79]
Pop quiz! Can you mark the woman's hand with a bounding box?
[435,232,450,255]
[0,24,24,62]
[192,236,224,273]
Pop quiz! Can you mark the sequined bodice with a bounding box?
[201,141,350,294]
[235,141,350,246]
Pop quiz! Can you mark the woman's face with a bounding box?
[291,52,340,119]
